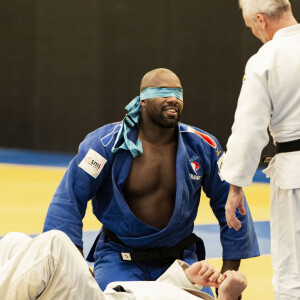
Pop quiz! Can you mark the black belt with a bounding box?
[103,226,204,263]
[261,139,300,164]
[276,139,300,154]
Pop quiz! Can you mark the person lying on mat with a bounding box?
[0,230,247,300]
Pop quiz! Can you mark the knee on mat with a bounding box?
[42,230,73,250]
[43,230,69,242]
[1,232,31,244]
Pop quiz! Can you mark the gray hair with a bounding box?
[239,0,291,20]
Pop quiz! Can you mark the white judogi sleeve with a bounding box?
[156,260,214,300]
[219,25,300,187]
[219,52,272,187]
[107,260,213,300]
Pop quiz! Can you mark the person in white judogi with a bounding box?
[218,0,300,299]
[0,230,246,300]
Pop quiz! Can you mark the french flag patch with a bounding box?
[185,126,217,148]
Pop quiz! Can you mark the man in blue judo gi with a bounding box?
[43,68,259,298]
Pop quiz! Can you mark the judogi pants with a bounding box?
[265,159,300,300]
[0,231,104,300]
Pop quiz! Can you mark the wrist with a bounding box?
[217,295,230,300]
[218,294,242,300]
[229,184,242,193]
[221,260,241,273]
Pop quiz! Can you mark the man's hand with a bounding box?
[218,270,247,300]
[184,260,224,288]
[225,184,246,231]
[216,260,241,299]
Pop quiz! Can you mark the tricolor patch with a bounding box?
[191,161,199,173]
[184,126,217,148]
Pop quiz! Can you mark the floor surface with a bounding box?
[0,148,273,299]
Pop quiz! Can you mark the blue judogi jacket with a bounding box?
[43,121,259,260]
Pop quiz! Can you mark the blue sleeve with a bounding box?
[43,129,111,249]
[201,138,260,260]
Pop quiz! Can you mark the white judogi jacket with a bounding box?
[105,260,214,300]
[219,24,300,189]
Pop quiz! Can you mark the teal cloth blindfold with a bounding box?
[112,87,183,158]
[140,87,183,101]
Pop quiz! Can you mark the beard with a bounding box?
[146,105,182,128]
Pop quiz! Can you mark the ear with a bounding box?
[256,13,267,29]
[140,99,146,107]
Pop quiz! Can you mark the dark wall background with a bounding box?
[1,0,300,156]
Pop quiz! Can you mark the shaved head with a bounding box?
[140,68,182,92]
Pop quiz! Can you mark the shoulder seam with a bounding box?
[180,125,216,148]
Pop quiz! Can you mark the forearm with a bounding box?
[221,260,240,273]
[218,295,231,300]
[217,260,242,300]
[43,199,85,249]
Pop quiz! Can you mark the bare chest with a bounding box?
[123,142,177,197]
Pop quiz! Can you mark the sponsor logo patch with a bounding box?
[79,149,107,178]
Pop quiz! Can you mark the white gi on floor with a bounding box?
[219,24,300,300]
[0,230,213,300]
